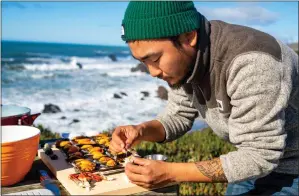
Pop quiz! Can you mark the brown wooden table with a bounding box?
[2,158,179,195]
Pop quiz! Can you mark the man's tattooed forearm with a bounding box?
[195,158,227,182]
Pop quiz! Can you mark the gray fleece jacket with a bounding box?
[156,18,299,183]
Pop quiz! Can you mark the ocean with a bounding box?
[2,40,206,135]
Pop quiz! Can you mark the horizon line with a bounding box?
[1,39,128,48]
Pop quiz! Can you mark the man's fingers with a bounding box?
[125,137,134,149]
[109,141,123,153]
[131,181,151,189]
[132,157,149,166]
[125,163,146,175]
[112,127,125,148]
[125,169,146,183]
[133,181,168,189]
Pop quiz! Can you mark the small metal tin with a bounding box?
[143,154,168,161]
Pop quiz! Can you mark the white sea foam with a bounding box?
[31,73,55,79]
[107,70,145,77]
[94,50,108,54]
[26,57,50,61]
[2,58,14,62]
[24,63,78,71]
[2,78,168,134]
[26,52,52,57]
[23,56,138,71]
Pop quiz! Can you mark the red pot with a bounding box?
[1,105,40,126]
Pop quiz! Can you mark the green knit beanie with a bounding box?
[121,1,202,41]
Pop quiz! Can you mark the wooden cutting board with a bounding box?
[38,148,175,195]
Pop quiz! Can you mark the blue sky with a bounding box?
[2,2,298,46]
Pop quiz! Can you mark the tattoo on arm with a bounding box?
[195,158,227,182]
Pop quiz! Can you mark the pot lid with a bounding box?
[1,105,31,118]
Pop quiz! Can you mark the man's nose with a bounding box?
[147,64,162,78]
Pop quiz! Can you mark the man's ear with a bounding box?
[179,30,198,47]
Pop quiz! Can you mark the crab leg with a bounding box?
[69,174,85,188]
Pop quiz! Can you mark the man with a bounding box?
[109,1,298,195]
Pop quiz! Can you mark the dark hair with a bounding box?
[170,29,200,51]
[169,35,182,49]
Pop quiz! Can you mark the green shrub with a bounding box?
[34,124,60,140]
[35,124,112,141]
[135,128,236,196]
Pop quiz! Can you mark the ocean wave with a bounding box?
[2,78,15,84]
[68,56,110,64]
[23,62,137,71]
[24,63,78,71]
[3,64,25,71]
[94,50,131,59]
[94,50,108,55]
[26,57,49,61]
[31,73,55,79]
[107,70,145,77]
[1,58,14,62]
[117,56,134,61]
[25,52,52,58]
[26,57,64,65]
[22,56,138,71]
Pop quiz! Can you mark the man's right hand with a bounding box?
[109,125,143,154]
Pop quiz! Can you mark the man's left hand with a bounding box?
[125,156,173,189]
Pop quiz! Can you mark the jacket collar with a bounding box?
[186,15,211,84]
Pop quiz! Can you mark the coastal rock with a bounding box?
[7,65,25,71]
[120,92,128,96]
[72,119,80,123]
[113,93,122,99]
[76,62,83,69]
[69,119,80,125]
[42,104,62,113]
[130,63,149,74]
[141,91,149,97]
[157,86,168,100]
[108,54,117,62]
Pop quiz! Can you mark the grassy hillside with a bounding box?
[35,124,60,140]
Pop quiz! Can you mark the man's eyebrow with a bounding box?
[132,52,160,61]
